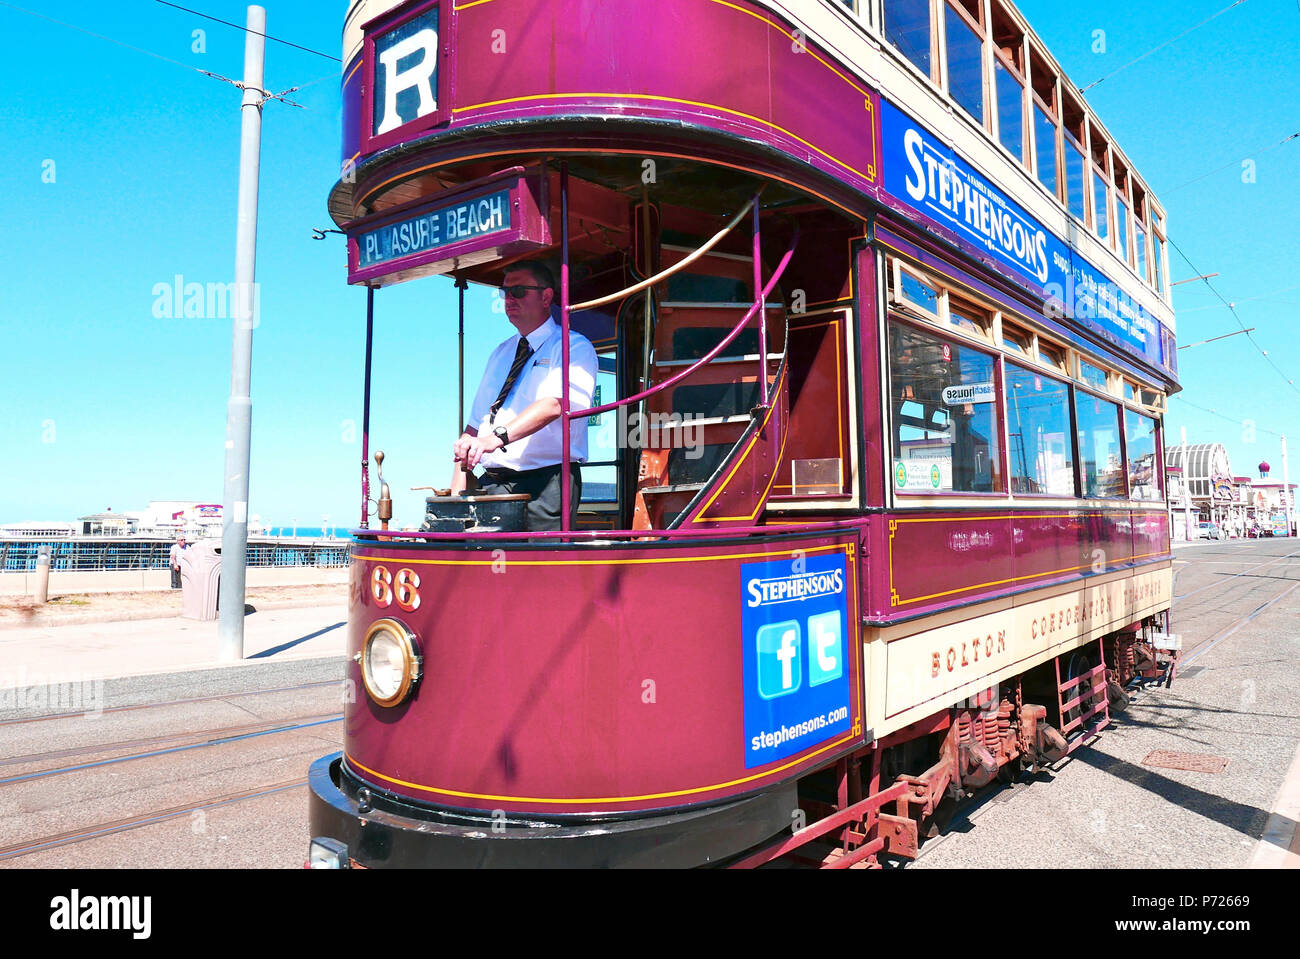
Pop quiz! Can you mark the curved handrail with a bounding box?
[566,193,760,313]
[569,225,800,420]
[351,515,866,543]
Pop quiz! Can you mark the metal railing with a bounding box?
[0,539,351,573]
[557,170,799,530]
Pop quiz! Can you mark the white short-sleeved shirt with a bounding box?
[469,316,597,472]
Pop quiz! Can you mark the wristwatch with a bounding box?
[493,425,510,449]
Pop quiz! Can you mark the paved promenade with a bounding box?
[0,605,348,690]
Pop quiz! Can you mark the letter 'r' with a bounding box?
[376,29,438,135]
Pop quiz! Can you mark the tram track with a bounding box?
[0,714,342,786]
[0,711,343,775]
[1179,580,1300,669]
[1172,547,1300,603]
[0,679,344,727]
[0,779,308,862]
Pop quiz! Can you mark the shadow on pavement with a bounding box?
[247,622,345,660]
[1074,749,1291,848]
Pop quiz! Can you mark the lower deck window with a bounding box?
[1006,364,1074,496]
[890,322,1003,494]
[1076,392,1125,499]
[1125,409,1163,502]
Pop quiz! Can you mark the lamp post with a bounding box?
[1284,435,1294,538]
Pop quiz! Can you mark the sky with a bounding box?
[0,0,1297,529]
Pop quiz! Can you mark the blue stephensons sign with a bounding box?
[880,99,1167,373]
[357,189,512,269]
[741,552,853,769]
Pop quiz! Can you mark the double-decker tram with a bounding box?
[308,0,1180,868]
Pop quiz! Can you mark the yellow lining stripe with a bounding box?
[354,147,859,224]
[352,541,848,567]
[455,91,875,184]
[454,0,873,101]
[346,546,863,805]
[346,729,860,803]
[887,510,1172,606]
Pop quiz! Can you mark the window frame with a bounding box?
[942,0,989,128]
[890,258,945,322]
[991,48,1028,168]
[1123,405,1165,503]
[888,315,1009,499]
[1073,383,1130,502]
[1004,358,1080,498]
[881,0,940,83]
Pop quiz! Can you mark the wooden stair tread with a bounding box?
[639,483,707,495]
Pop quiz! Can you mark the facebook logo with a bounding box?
[756,622,802,699]
[807,611,843,687]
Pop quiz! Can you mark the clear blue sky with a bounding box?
[1,0,1297,528]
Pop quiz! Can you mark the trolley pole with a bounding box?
[219,6,267,662]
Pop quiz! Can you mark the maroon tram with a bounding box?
[308,0,1180,868]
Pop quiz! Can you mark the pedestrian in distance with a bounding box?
[169,535,187,589]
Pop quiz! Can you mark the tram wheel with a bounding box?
[1062,651,1095,734]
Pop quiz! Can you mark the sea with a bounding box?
[265,527,344,539]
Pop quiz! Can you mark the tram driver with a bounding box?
[451,261,598,532]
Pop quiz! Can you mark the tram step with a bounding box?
[639,483,707,495]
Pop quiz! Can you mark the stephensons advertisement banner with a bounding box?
[880,99,1168,374]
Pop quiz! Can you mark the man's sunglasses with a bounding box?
[499,284,549,299]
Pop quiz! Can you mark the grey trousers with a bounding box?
[478,464,582,532]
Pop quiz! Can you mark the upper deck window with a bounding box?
[1134,217,1149,282]
[1092,169,1110,243]
[1028,45,1059,196]
[1115,195,1131,265]
[1062,94,1088,223]
[890,322,1004,495]
[1007,363,1075,496]
[1034,105,1058,197]
[884,0,934,78]
[990,4,1026,165]
[944,2,986,125]
[1063,136,1086,223]
[994,62,1025,164]
[1151,209,1168,296]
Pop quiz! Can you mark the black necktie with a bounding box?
[489,337,534,423]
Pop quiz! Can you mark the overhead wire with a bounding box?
[1170,394,1283,439]
[151,0,340,63]
[1166,234,1300,399]
[0,0,222,79]
[1165,130,1300,194]
[0,0,334,106]
[1080,0,1251,92]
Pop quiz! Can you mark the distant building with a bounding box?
[1165,444,1294,538]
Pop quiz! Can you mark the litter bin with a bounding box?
[180,540,222,621]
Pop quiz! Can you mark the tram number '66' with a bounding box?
[370,565,421,612]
